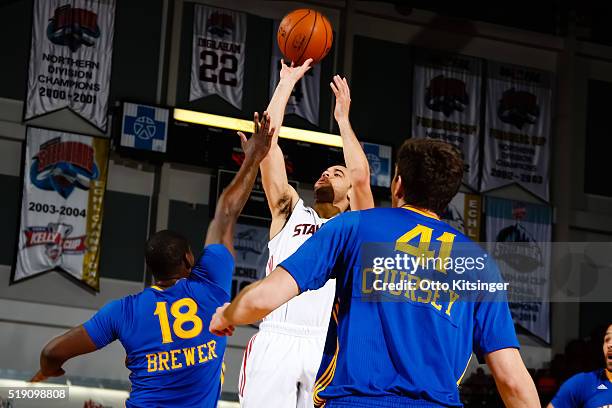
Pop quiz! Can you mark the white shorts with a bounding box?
[239,321,327,408]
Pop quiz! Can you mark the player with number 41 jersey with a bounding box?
[30,112,276,407]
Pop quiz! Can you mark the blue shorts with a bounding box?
[324,396,451,408]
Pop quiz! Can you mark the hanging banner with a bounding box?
[12,127,110,291]
[482,62,552,200]
[190,4,246,109]
[25,0,115,132]
[120,102,169,153]
[269,20,320,126]
[412,50,482,190]
[485,197,551,343]
[232,223,269,301]
[441,192,482,241]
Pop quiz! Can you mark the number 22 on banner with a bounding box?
[199,50,238,85]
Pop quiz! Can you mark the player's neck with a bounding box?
[154,275,184,288]
[606,368,612,383]
[399,202,439,219]
[314,201,342,219]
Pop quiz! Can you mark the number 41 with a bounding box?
[395,224,455,274]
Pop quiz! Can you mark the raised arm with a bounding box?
[330,75,374,210]
[485,348,540,408]
[260,59,312,237]
[205,112,274,252]
[30,326,97,382]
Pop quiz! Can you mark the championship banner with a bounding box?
[269,20,321,126]
[441,192,482,241]
[412,50,482,190]
[190,4,246,109]
[485,197,552,342]
[12,127,110,291]
[25,0,115,132]
[232,223,269,302]
[482,62,552,200]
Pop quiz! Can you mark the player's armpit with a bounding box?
[485,348,540,408]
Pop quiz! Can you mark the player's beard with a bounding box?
[315,184,334,204]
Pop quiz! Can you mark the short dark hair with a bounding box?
[145,230,190,280]
[395,139,463,214]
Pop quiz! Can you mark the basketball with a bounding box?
[277,9,333,65]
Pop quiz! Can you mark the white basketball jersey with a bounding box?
[265,199,336,328]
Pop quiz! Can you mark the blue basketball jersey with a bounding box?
[83,244,233,408]
[551,370,612,408]
[280,206,519,407]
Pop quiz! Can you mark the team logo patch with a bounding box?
[23,223,86,262]
[206,11,235,37]
[425,75,470,117]
[46,5,100,52]
[494,203,542,272]
[30,137,99,199]
[497,88,540,129]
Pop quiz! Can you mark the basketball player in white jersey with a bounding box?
[237,59,374,407]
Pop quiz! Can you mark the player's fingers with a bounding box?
[334,75,346,95]
[280,58,286,67]
[253,112,260,133]
[30,371,46,383]
[237,131,248,146]
[330,82,339,96]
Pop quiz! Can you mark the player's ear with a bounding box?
[184,249,195,270]
[392,174,404,201]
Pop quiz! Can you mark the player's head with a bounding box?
[314,164,351,211]
[145,230,195,281]
[604,323,612,371]
[391,139,463,214]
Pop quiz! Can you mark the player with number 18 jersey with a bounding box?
[83,245,233,407]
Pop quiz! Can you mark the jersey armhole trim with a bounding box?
[269,197,303,242]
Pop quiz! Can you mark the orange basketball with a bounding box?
[277,9,333,66]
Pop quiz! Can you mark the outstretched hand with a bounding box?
[279,58,313,84]
[209,303,235,337]
[30,367,65,383]
[237,111,274,162]
[330,75,351,122]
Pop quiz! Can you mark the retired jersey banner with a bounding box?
[482,62,552,200]
[441,192,482,241]
[269,20,320,126]
[120,103,169,153]
[190,4,246,108]
[12,127,110,291]
[486,197,552,343]
[25,0,115,132]
[412,50,482,190]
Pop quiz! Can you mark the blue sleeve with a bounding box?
[472,260,519,362]
[83,300,122,349]
[190,244,234,294]
[550,374,584,408]
[280,212,360,293]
